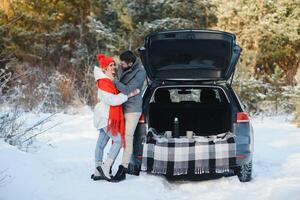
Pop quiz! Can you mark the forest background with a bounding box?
[1,0,299,125]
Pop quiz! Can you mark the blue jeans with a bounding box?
[95,128,121,162]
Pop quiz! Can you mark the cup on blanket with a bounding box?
[186,131,195,139]
[164,131,172,138]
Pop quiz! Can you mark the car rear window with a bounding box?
[152,87,228,104]
[150,40,230,70]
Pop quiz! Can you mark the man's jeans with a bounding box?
[95,128,121,163]
[121,112,141,168]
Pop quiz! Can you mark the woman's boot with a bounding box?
[91,161,105,181]
[97,157,114,181]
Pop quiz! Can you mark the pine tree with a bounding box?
[214,0,300,85]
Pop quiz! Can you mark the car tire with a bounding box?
[236,160,252,182]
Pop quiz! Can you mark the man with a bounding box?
[112,50,146,182]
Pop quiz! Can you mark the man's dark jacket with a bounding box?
[114,61,146,113]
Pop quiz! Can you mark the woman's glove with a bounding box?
[128,88,140,98]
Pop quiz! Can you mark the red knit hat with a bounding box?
[97,54,115,69]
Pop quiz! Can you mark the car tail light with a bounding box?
[236,155,245,159]
[139,113,145,123]
[237,112,250,123]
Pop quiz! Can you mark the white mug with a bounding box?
[186,131,195,139]
[164,131,172,138]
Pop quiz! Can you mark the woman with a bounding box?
[91,54,139,181]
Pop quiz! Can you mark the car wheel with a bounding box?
[236,160,252,182]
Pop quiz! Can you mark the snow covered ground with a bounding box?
[1,108,300,200]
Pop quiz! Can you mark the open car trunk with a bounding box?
[139,30,242,81]
[148,86,232,136]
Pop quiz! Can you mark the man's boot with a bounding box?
[127,163,141,176]
[111,165,126,182]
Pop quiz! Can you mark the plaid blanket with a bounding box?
[141,131,236,176]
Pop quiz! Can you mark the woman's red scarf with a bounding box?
[97,78,125,146]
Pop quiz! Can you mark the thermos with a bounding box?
[173,117,180,138]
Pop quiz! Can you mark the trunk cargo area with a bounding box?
[148,87,232,136]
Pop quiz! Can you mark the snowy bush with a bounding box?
[0,107,58,152]
[0,65,24,145]
[233,67,299,116]
[292,70,300,126]
[0,63,61,151]
[233,76,268,115]
[30,70,73,113]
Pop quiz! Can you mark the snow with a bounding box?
[0,111,300,200]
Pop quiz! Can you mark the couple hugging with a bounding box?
[92,50,146,182]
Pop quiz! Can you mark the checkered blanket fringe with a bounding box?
[152,167,167,174]
[194,167,232,174]
[174,168,188,175]
[195,168,210,174]
[141,130,236,176]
